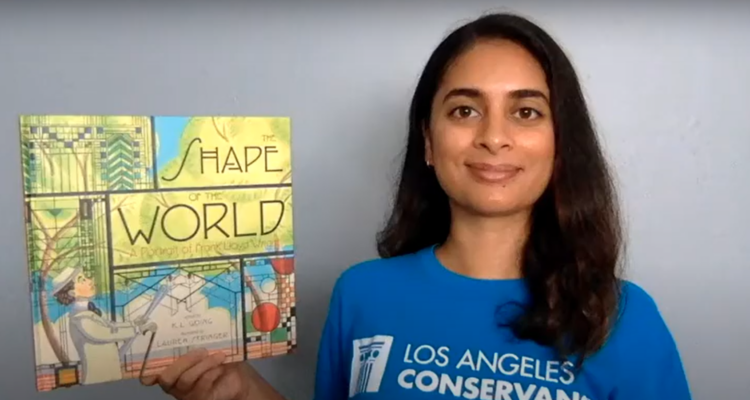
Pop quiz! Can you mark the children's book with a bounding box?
[19,115,296,391]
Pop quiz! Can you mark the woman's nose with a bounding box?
[475,114,513,154]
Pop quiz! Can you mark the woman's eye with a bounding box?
[450,106,478,119]
[514,107,541,120]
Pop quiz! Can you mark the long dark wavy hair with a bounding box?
[376,12,624,365]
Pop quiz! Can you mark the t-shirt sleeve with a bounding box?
[610,283,693,399]
[313,277,349,400]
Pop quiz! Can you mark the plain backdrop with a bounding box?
[1,1,748,399]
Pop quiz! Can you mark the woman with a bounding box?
[142,12,692,400]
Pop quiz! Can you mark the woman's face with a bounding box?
[74,274,96,298]
[426,39,555,217]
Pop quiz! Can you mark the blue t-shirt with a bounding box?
[313,246,692,400]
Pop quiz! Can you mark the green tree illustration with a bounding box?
[29,195,133,364]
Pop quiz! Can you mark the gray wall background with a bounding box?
[1,1,748,399]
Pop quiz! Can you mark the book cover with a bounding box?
[19,115,296,391]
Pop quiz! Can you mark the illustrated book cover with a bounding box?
[19,115,296,392]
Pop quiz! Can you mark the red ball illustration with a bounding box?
[251,302,280,332]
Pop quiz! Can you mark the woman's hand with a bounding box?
[141,348,250,400]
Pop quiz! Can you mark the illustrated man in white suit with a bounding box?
[51,267,158,385]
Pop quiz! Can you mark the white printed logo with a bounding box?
[349,335,394,397]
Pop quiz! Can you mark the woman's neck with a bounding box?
[436,207,530,280]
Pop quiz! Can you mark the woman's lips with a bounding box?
[465,162,522,184]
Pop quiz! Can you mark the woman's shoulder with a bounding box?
[617,279,660,315]
[616,279,666,325]
[333,250,425,288]
[323,249,432,313]
[607,279,680,355]
[598,284,691,396]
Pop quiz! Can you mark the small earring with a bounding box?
[425,160,430,167]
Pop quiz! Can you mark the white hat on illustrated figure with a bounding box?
[51,267,82,296]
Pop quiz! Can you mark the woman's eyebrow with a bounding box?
[442,87,482,103]
[508,88,549,103]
